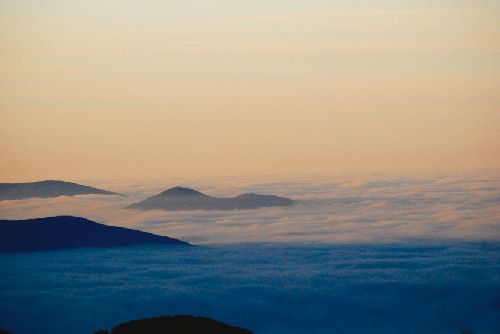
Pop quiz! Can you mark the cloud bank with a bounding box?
[0,243,498,334]
[0,174,498,244]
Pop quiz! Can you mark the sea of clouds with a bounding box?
[0,243,498,334]
[1,174,499,334]
[0,173,498,244]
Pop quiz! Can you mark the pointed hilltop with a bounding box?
[127,186,293,211]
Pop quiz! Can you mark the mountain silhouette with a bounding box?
[0,216,189,253]
[95,315,252,334]
[126,186,293,211]
[0,180,121,200]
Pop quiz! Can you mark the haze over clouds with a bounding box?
[1,174,498,244]
[1,0,499,181]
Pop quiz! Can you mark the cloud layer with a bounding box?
[0,243,498,334]
[0,174,499,244]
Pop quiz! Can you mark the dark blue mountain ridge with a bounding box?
[0,180,122,200]
[97,315,252,334]
[127,186,293,211]
[0,216,190,253]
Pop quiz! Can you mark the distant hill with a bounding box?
[95,315,252,334]
[0,216,189,253]
[0,180,121,200]
[126,186,293,211]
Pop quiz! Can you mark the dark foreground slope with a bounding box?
[96,315,252,334]
[0,216,189,252]
[0,180,121,200]
[127,186,293,211]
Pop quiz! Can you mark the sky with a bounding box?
[1,0,499,181]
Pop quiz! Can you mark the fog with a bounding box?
[0,174,498,244]
[1,243,498,334]
[1,174,499,333]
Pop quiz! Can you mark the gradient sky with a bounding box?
[1,0,499,181]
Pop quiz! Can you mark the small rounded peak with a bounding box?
[160,186,204,196]
[37,180,65,184]
[236,193,259,198]
[35,180,79,186]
